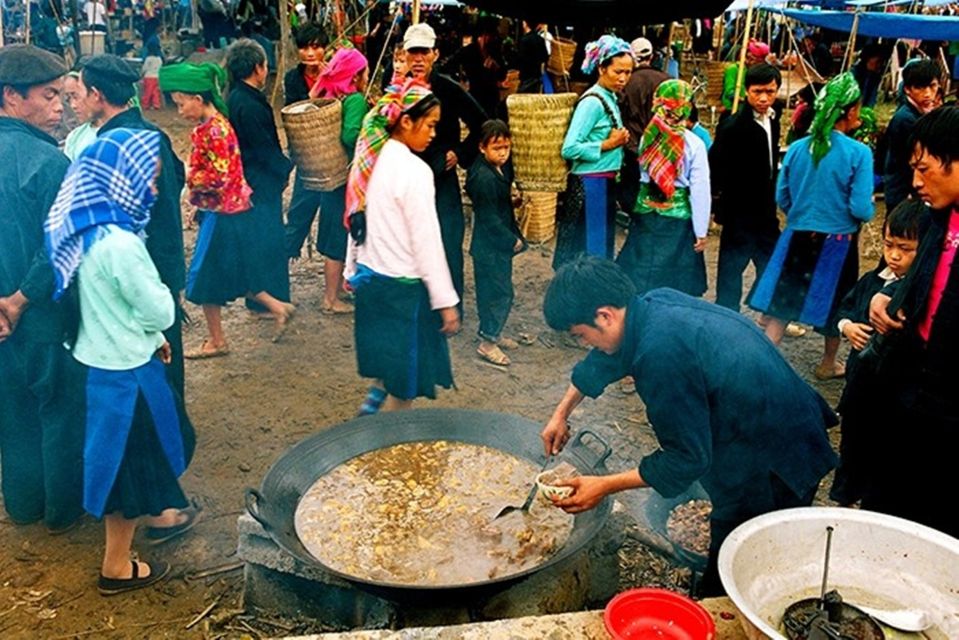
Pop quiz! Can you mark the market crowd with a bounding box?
[1,16,958,600]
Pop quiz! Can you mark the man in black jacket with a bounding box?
[225,39,294,311]
[80,55,189,398]
[710,63,782,312]
[0,45,85,532]
[404,22,489,315]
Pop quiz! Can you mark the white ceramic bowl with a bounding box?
[718,507,959,640]
[536,470,574,501]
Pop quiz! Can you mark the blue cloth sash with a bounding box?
[83,358,185,518]
[583,176,610,258]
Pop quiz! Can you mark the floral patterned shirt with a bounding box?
[188,111,252,214]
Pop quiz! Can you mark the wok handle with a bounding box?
[244,488,271,531]
[569,429,612,470]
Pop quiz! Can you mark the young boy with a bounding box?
[466,119,526,366]
[141,39,163,110]
[829,201,926,505]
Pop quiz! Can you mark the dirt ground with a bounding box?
[0,103,886,639]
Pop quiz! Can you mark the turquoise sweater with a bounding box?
[73,226,174,370]
[777,131,875,235]
[561,84,624,175]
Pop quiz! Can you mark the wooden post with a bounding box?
[842,9,862,73]
[731,0,755,114]
[0,2,5,47]
[412,0,420,25]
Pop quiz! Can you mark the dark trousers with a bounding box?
[0,340,85,528]
[715,225,779,311]
[164,303,185,400]
[473,252,514,341]
[618,148,640,213]
[436,169,465,312]
[698,473,818,597]
[284,173,324,260]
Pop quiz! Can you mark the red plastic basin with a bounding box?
[604,588,716,640]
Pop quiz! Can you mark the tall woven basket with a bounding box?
[506,93,576,193]
[519,192,558,243]
[280,98,349,192]
[547,37,577,76]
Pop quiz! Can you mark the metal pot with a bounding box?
[244,408,613,604]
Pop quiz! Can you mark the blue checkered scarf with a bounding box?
[45,128,161,301]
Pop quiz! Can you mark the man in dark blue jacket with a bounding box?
[0,45,85,532]
[540,256,837,595]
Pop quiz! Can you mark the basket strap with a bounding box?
[578,91,622,129]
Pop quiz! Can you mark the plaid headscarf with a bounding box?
[45,128,161,301]
[158,62,229,116]
[581,35,633,75]
[809,72,862,165]
[639,79,694,200]
[344,79,434,228]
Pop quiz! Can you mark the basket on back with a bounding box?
[518,192,558,243]
[547,37,578,77]
[506,92,576,193]
[280,98,349,192]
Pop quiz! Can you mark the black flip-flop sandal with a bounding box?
[98,560,170,596]
[144,505,201,546]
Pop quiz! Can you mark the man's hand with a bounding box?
[843,321,874,351]
[156,341,172,364]
[693,237,707,253]
[0,291,29,342]
[869,292,905,335]
[541,415,570,456]
[444,151,458,170]
[438,307,460,336]
[551,475,612,513]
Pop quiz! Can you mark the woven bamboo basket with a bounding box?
[518,191,557,243]
[547,37,577,77]
[506,92,576,193]
[280,98,349,192]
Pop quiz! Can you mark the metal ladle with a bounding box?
[492,455,552,520]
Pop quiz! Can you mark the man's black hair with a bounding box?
[479,118,510,145]
[543,256,636,330]
[744,62,781,89]
[294,22,329,49]
[225,38,266,83]
[884,200,928,241]
[689,103,700,123]
[81,67,135,106]
[909,105,959,170]
[902,59,940,89]
[0,83,30,107]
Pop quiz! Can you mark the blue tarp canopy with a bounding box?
[780,9,959,40]
[461,0,733,25]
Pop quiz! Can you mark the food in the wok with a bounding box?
[666,499,712,556]
[295,441,575,586]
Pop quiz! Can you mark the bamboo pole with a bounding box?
[731,0,756,114]
[412,0,420,25]
[842,8,862,73]
[0,3,5,47]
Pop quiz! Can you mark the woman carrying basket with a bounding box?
[310,47,370,315]
[554,35,634,270]
[750,73,874,380]
[616,79,711,297]
[344,80,460,415]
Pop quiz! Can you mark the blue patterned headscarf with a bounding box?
[45,128,162,300]
[581,35,633,75]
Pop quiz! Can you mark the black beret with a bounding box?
[82,54,140,84]
[0,44,67,86]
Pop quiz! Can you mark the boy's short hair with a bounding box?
[543,256,636,330]
[745,62,781,89]
[294,22,329,49]
[479,119,510,146]
[225,39,266,83]
[909,106,959,169]
[884,200,928,240]
[902,59,940,89]
[689,103,700,123]
[80,66,136,107]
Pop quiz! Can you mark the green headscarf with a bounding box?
[158,62,229,116]
[809,72,861,165]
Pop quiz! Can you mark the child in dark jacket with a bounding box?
[829,200,927,505]
[467,120,526,366]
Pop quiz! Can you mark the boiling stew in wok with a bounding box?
[295,441,574,586]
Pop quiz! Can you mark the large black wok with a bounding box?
[245,408,612,604]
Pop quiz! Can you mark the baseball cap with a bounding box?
[631,37,653,59]
[403,23,436,51]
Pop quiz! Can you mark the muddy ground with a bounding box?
[0,104,885,639]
